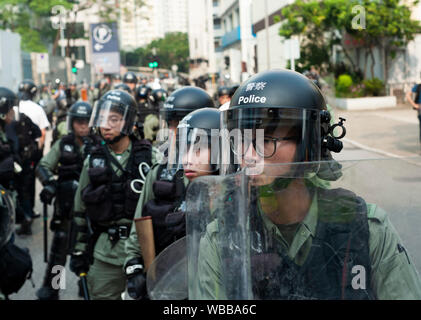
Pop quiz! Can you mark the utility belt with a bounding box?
[92,223,132,244]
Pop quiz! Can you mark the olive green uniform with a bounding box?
[194,192,421,300]
[124,164,189,268]
[73,142,160,300]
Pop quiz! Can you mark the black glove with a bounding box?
[70,251,90,276]
[40,182,56,204]
[125,258,148,300]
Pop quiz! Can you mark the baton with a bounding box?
[79,272,90,300]
[43,202,48,263]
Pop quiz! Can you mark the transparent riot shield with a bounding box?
[146,236,188,300]
[186,158,421,300]
[0,189,15,248]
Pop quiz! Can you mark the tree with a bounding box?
[0,0,145,54]
[122,32,190,73]
[278,0,421,82]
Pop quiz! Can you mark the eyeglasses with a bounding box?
[97,116,123,128]
[230,135,298,158]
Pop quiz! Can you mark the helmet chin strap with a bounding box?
[100,131,126,145]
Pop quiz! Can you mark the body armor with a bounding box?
[81,137,152,223]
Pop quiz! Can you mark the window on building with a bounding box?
[213,0,219,7]
[214,18,221,30]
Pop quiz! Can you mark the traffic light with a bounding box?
[148,56,159,69]
[224,56,230,69]
[71,60,78,74]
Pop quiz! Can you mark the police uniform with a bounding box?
[72,136,159,299]
[123,88,217,300]
[124,163,189,265]
[36,133,92,299]
[187,69,421,300]
[194,190,421,299]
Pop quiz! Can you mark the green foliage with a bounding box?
[279,0,421,79]
[335,74,385,98]
[0,0,145,53]
[122,32,189,73]
[335,74,353,95]
[362,78,385,97]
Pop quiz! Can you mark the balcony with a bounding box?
[221,26,255,48]
[221,26,241,48]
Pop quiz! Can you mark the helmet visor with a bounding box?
[167,124,219,174]
[221,106,321,176]
[89,100,135,135]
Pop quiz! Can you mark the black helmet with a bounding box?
[175,108,221,174]
[114,83,132,94]
[113,74,122,81]
[160,86,215,129]
[149,88,168,107]
[66,101,92,133]
[123,72,138,84]
[218,86,230,97]
[18,79,37,100]
[89,89,137,141]
[135,85,152,102]
[0,87,18,119]
[224,69,337,171]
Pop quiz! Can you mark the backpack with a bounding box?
[0,240,33,296]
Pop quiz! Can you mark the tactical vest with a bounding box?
[15,113,39,161]
[0,136,15,189]
[81,137,152,224]
[223,187,374,300]
[142,164,186,254]
[56,134,86,216]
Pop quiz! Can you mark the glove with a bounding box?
[40,182,56,204]
[125,258,148,300]
[70,251,90,276]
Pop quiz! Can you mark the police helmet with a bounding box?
[149,88,168,107]
[160,86,215,130]
[0,87,18,119]
[66,101,93,133]
[218,86,230,97]
[123,72,138,84]
[224,69,341,171]
[89,89,137,138]
[113,74,122,81]
[175,108,221,174]
[18,79,38,101]
[135,85,152,102]
[114,83,132,94]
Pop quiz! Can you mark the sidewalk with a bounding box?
[331,103,421,158]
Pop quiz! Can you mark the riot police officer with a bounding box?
[143,88,167,143]
[123,72,138,92]
[0,87,33,300]
[35,102,94,300]
[123,86,216,300]
[12,81,44,235]
[217,86,231,107]
[187,69,421,300]
[70,90,158,300]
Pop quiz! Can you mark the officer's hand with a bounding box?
[125,258,148,300]
[70,251,90,276]
[40,183,56,204]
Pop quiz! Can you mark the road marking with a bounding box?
[343,137,421,167]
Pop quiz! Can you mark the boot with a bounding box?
[36,286,59,300]
[16,218,32,236]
